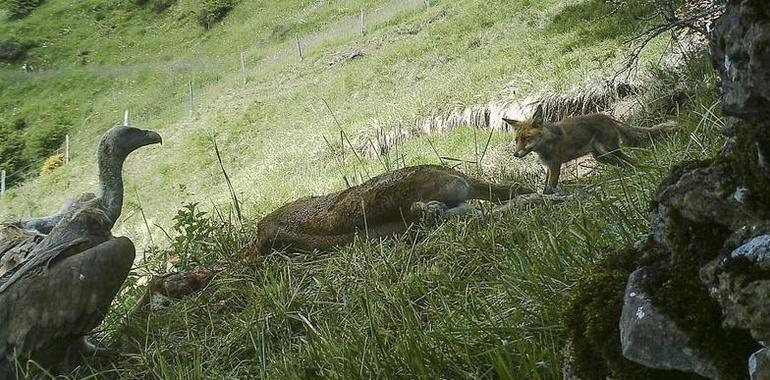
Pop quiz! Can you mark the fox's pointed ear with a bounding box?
[501,117,520,128]
[503,117,519,126]
[532,104,545,126]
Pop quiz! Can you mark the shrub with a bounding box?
[40,153,64,175]
[132,0,177,13]
[197,0,238,29]
[3,0,44,19]
[0,38,36,63]
[151,0,176,12]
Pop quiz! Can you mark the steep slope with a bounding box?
[1,0,669,247]
[0,0,728,378]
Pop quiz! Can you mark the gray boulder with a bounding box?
[701,233,770,343]
[620,267,719,379]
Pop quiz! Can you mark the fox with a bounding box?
[503,104,676,194]
[236,164,534,258]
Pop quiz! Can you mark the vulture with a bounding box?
[20,192,97,234]
[0,126,161,377]
[0,193,96,277]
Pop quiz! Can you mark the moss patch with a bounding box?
[646,204,759,379]
[564,246,699,379]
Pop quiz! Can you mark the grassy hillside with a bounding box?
[0,0,726,378]
[0,0,670,241]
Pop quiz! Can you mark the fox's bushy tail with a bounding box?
[616,120,677,146]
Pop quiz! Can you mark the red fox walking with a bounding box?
[503,105,676,194]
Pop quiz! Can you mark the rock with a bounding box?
[710,1,770,125]
[701,233,770,343]
[649,203,671,248]
[326,48,364,67]
[620,267,719,379]
[749,348,770,380]
[711,0,770,197]
[731,235,770,263]
[655,162,748,229]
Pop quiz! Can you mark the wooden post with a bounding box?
[360,9,365,36]
[1,170,5,199]
[123,110,130,126]
[188,80,194,118]
[64,134,70,164]
[296,34,303,60]
[240,51,247,85]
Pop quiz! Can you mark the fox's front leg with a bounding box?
[544,162,561,194]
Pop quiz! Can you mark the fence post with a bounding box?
[65,135,70,164]
[188,80,194,118]
[360,9,366,36]
[1,170,5,199]
[123,110,130,126]
[423,0,430,8]
[240,51,247,85]
[296,34,303,60]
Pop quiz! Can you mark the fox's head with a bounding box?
[503,104,546,158]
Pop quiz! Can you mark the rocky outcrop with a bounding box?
[565,0,770,378]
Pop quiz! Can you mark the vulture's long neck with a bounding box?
[98,150,126,228]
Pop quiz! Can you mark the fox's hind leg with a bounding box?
[592,142,634,167]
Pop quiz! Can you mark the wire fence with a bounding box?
[0,0,431,201]
[0,141,65,197]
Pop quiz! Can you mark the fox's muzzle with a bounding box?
[513,149,531,158]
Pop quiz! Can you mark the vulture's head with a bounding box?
[98,126,162,162]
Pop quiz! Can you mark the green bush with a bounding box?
[3,0,44,19]
[197,0,238,29]
[0,38,36,63]
[151,0,175,12]
[132,0,176,13]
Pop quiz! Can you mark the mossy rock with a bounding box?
[647,210,759,379]
[732,123,770,218]
[563,246,697,379]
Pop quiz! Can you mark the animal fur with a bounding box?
[238,165,533,257]
[503,105,676,194]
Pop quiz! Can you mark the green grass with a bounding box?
[0,0,730,378]
[1,0,670,237]
[75,56,721,379]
